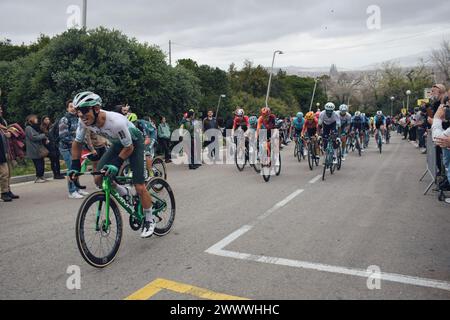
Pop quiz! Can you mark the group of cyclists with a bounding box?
[65,89,394,239]
[54,89,398,268]
[230,102,393,171]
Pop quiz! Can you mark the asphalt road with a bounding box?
[1,134,449,300]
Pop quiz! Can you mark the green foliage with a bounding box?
[3,28,201,125]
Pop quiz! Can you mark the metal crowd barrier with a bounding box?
[419,133,438,195]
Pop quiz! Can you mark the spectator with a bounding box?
[429,84,448,176]
[203,110,218,160]
[416,102,428,154]
[40,116,65,180]
[25,115,48,183]
[180,109,200,170]
[158,116,172,163]
[431,104,450,204]
[409,109,418,144]
[1,105,19,202]
[59,100,88,199]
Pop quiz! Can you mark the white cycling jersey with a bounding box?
[339,112,352,128]
[75,110,141,148]
[318,111,341,127]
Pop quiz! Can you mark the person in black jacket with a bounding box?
[41,116,65,179]
[203,110,218,160]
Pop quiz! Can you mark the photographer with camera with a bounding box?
[432,91,450,204]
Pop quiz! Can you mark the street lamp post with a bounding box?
[390,96,395,117]
[265,50,283,108]
[309,78,319,112]
[406,90,411,113]
[215,94,226,119]
[82,0,87,29]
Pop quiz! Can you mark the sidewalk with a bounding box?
[11,170,67,185]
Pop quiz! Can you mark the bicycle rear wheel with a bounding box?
[296,141,302,162]
[151,157,167,192]
[235,144,247,172]
[75,192,123,268]
[307,142,314,171]
[275,152,281,176]
[147,178,176,236]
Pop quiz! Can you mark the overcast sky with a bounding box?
[1,0,450,70]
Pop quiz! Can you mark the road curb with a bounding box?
[11,170,67,185]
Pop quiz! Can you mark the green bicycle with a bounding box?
[75,172,176,268]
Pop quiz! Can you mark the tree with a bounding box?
[5,28,200,125]
[430,39,450,85]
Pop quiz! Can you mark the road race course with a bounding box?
[1,134,449,300]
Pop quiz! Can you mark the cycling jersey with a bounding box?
[339,112,352,130]
[374,115,386,129]
[233,116,249,131]
[318,111,341,127]
[75,110,142,147]
[257,114,276,140]
[292,117,305,130]
[351,115,364,131]
[75,110,145,185]
[301,118,318,137]
[135,119,157,157]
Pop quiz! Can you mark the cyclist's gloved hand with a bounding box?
[102,157,124,177]
[67,159,82,180]
[102,164,119,177]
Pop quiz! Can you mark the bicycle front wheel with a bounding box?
[75,192,123,268]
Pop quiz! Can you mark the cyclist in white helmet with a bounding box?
[318,102,341,164]
[338,104,352,160]
[68,91,157,238]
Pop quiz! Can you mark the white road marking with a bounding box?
[309,175,322,184]
[206,190,450,292]
[257,189,303,221]
[207,246,450,291]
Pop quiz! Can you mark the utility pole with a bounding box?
[82,0,87,29]
[169,40,172,66]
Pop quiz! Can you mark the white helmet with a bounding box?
[324,102,336,111]
[355,111,361,117]
[339,104,348,113]
[236,108,244,117]
[377,110,383,116]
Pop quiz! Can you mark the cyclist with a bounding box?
[136,117,158,179]
[292,112,305,140]
[68,92,156,239]
[301,111,320,159]
[362,113,370,148]
[315,108,321,121]
[292,112,305,155]
[248,116,258,132]
[369,116,375,135]
[350,111,365,152]
[385,115,392,142]
[318,102,341,164]
[256,107,277,158]
[232,108,250,156]
[338,104,352,160]
[374,110,387,144]
[232,108,249,136]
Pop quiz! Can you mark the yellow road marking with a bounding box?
[125,278,249,300]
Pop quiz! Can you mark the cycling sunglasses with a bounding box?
[76,107,92,115]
